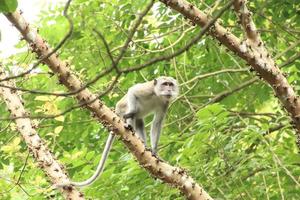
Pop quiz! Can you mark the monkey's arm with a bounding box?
[124,87,139,119]
[135,119,146,144]
[55,133,115,188]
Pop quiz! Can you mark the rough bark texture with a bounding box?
[0,69,84,200]
[159,0,300,148]
[4,11,213,200]
[233,0,273,74]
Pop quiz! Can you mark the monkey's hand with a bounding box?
[123,111,136,131]
[123,112,135,119]
[124,123,134,131]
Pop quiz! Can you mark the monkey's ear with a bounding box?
[154,79,157,85]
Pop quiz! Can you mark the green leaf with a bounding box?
[0,0,18,13]
[196,103,228,121]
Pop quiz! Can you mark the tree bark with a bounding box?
[0,68,84,200]
[159,0,300,149]
[3,11,213,200]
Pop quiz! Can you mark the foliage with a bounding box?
[0,0,17,13]
[0,0,299,199]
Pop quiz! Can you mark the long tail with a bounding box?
[55,133,115,188]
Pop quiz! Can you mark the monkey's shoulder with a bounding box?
[129,81,154,97]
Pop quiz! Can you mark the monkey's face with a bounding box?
[154,77,179,101]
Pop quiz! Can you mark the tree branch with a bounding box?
[3,11,213,200]
[0,67,84,199]
[159,0,300,149]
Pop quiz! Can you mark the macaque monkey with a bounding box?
[116,76,179,152]
[56,76,179,188]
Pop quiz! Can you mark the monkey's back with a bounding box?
[115,95,127,117]
[115,80,161,118]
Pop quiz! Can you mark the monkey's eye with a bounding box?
[168,82,174,87]
[162,82,169,86]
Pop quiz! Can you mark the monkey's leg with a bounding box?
[150,116,163,154]
[135,119,147,145]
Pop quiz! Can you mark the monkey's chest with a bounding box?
[136,97,162,118]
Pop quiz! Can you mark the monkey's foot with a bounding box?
[53,182,73,189]
[124,124,134,131]
[150,149,160,158]
[150,149,165,162]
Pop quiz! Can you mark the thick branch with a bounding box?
[4,11,212,200]
[0,68,84,199]
[159,0,300,149]
[233,0,260,41]
[233,0,273,76]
